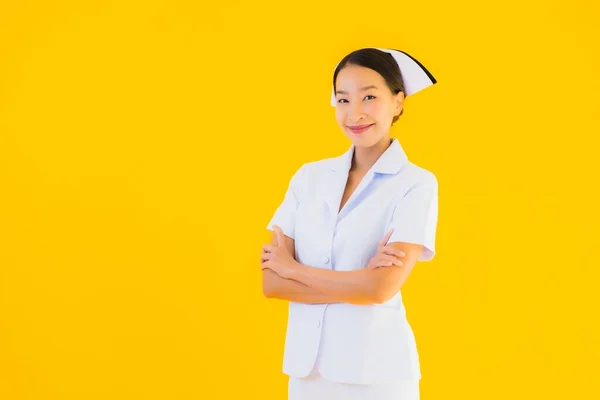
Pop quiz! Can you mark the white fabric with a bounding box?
[288,374,420,400]
[266,138,439,384]
[331,48,436,106]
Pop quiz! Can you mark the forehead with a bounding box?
[335,64,386,89]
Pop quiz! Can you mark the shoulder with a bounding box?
[293,154,341,180]
[283,154,343,203]
[301,158,335,176]
[284,156,336,196]
[401,161,438,187]
[384,161,438,202]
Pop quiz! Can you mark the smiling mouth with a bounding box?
[348,123,374,134]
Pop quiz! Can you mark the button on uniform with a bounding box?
[322,255,330,264]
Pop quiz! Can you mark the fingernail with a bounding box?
[399,252,405,257]
[395,261,403,266]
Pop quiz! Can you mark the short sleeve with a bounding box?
[265,164,306,240]
[386,176,439,262]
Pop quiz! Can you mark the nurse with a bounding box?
[261,47,439,400]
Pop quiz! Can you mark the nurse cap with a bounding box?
[330,47,437,107]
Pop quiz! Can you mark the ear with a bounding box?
[394,91,405,116]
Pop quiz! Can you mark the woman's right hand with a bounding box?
[366,228,406,269]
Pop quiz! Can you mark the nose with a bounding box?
[348,102,365,123]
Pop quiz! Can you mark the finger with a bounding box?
[375,259,394,267]
[378,254,402,265]
[272,225,280,246]
[380,255,403,266]
[377,229,390,248]
[368,257,393,269]
[376,258,402,267]
[373,259,396,268]
[263,244,277,253]
[260,260,271,270]
[274,225,285,247]
[381,246,405,258]
[378,228,395,249]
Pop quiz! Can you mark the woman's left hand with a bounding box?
[261,225,299,279]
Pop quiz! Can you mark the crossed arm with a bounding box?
[262,232,424,305]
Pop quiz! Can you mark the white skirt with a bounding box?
[288,373,420,400]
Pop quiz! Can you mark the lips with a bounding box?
[348,123,374,134]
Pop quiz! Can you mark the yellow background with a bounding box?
[1,1,599,398]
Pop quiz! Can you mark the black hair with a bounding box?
[333,48,405,125]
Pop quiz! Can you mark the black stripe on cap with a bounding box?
[391,48,437,84]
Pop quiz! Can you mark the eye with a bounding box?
[337,96,375,104]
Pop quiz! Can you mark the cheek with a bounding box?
[369,103,392,122]
[335,108,346,125]
[364,103,386,120]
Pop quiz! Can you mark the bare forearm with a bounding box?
[262,269,346,304]
[287,264,394,304]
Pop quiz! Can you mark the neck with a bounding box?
[351,136,393,173]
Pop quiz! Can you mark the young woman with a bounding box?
[261,47,439,400]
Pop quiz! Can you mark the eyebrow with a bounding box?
[335,85,378,95]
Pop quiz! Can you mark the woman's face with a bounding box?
[334,64,404,148]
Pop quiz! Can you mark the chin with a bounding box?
[349,130,380,142]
